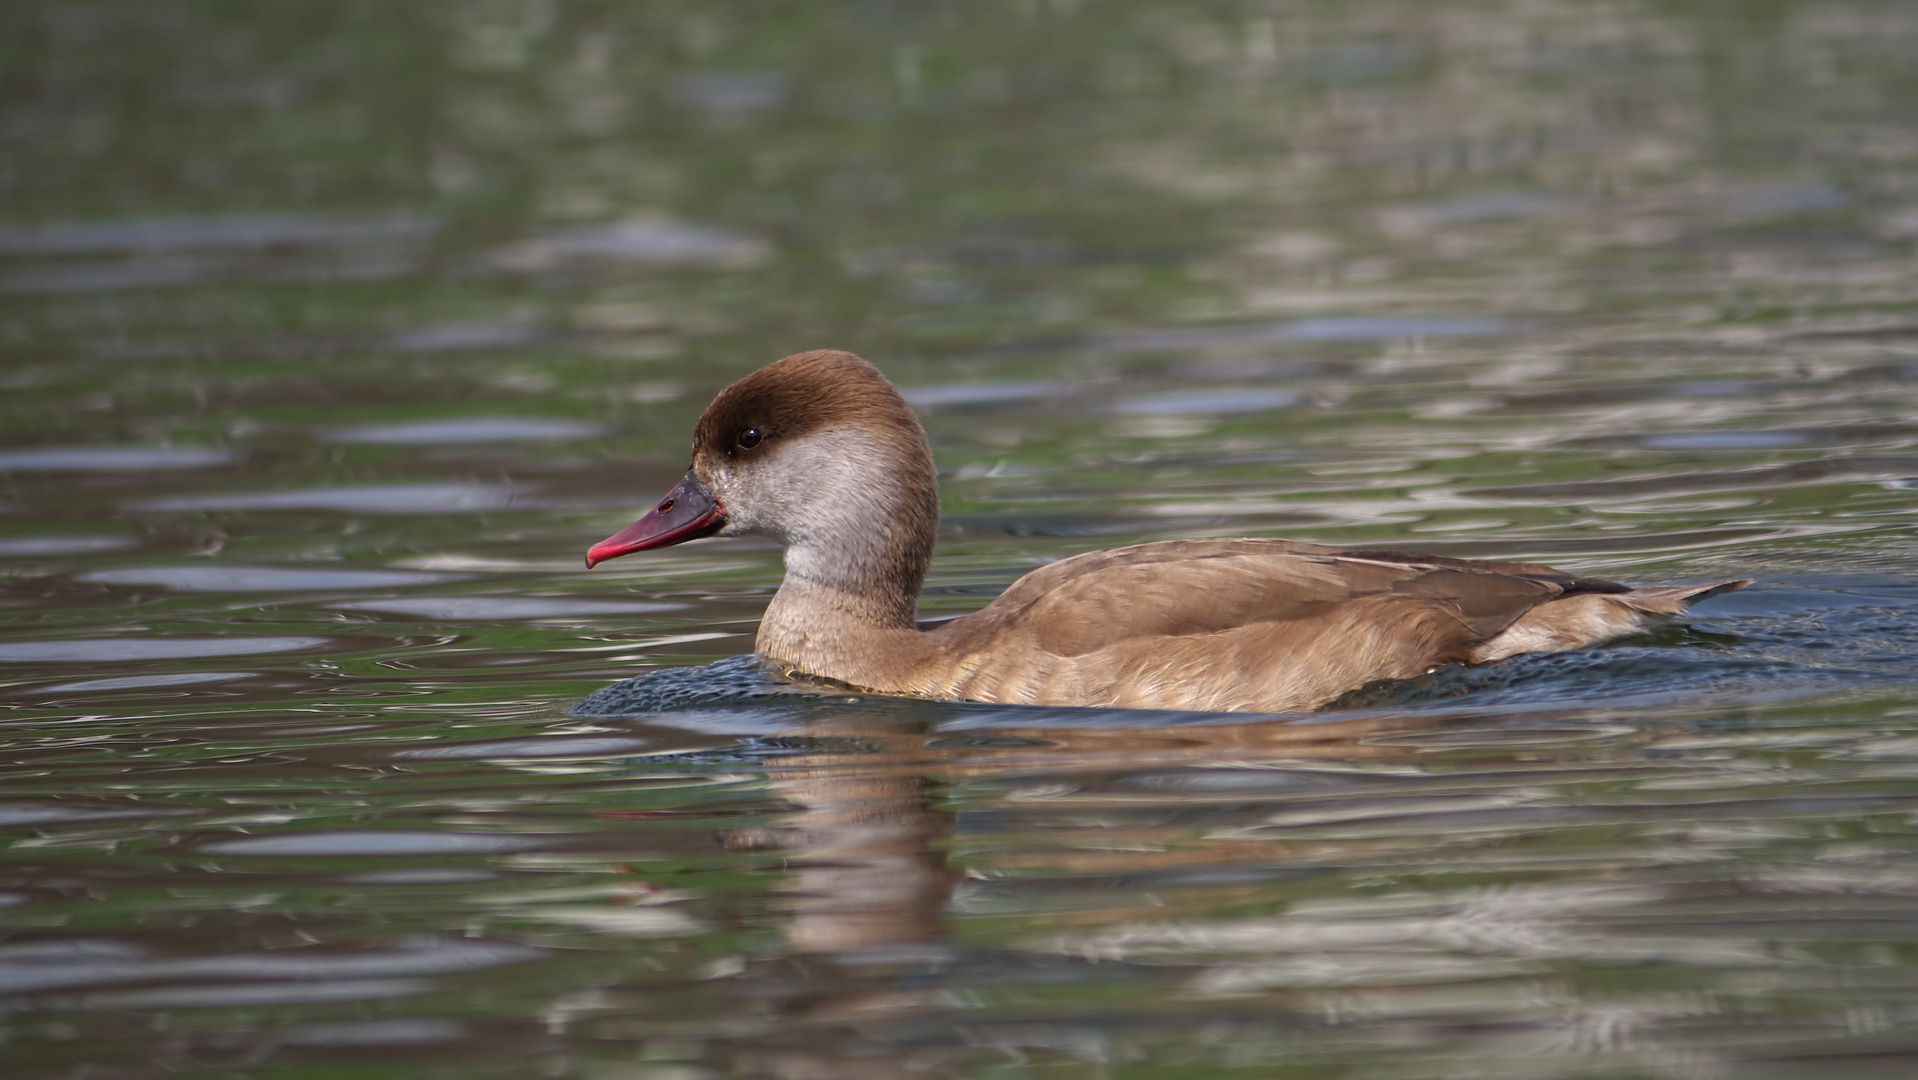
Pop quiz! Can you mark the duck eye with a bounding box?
[736,427,763,450]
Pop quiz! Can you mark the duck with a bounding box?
[585,350,1750,713]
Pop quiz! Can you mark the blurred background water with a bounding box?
[4,2,1918,1077]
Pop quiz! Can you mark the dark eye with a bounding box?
[735,427,763,450]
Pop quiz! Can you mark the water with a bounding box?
[4,2,1918,1076]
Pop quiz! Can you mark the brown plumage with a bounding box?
[587,350,1750,713]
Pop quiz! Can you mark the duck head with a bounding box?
[586,350,940,623]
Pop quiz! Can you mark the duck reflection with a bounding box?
[724,702,1443,1077]
[736,711,956,958]
[747,706,1434,948]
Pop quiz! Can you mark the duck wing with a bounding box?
[922,539,1744,712]
[970,538,1620,657]
[916,539,1651,711]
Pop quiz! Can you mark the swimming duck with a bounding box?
[586,350,1748,713]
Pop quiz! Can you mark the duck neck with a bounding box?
[754,427,940,689]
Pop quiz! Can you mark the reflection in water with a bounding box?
[278,1018,468,1048]
[126,483,528,514]
[4,0,1918,1074]
[724,705,1440,1074]
[80,565,464,592]
[898,380,1063,409]
[717,712,959,1078]
[0,536,137,556]
[0,213,439,295]
[200,831,549,857]
[0,213,437,256]
[0,636,327,662]
[394,735,654,760]
[1098,315,1515,352]
[749,714,956,958]
[385,322,542,353]
[3,937,540,1021]
[333,596,682,620]
[1640,431,1812,450]
[320,418,607,444]
[0,447,234,471]
[1112,387,1303,414]
[491,218,770,272]
[36,671,253,694]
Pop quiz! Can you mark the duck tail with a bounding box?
[1616,578,1752,616]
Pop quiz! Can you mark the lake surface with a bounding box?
[4,3,1918,1077]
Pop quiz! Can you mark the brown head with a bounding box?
[587,351,941,626]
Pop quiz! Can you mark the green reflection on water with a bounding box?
[2,1,1918,1076]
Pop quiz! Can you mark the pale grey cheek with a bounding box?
[702,428,903,552]
[704,471,747,535]
[710,469,786,539]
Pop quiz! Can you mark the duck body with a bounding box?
[587,350,1748,714]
